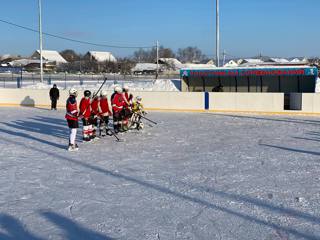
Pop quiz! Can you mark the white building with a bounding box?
[158,58,183,70]
[85,51,117,62]
[132,63,160,74]
[269,58,289,63]
[31,50,67,64]
[223,60,238,67]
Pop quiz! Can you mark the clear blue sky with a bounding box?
[0,0,319,58]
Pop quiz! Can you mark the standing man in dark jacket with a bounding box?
[49,84,60,110]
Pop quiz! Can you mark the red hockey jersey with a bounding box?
[79,97,91,118]
[124,92,133,107]
[65,96,78,121]
[91,97,100,115]
[111,93,124,112]
[99,98,112,116]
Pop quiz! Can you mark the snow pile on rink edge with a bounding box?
[23,79,181,92]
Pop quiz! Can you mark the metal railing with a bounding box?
[0,72,180,89]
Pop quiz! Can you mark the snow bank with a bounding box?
[315,77,320,93]
[24,79,181,92]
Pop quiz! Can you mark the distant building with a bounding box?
[290,57,309,63]
[223,60,238,67]
[0,54,19,64]
[158,58,183,70]
[180,66,318,93]
[132,63,161,75]
[31,50,68,64]
[238,59,265,66]
[268,58,289,63]
[182,63,216,69]
[85,51,117,62]
[8,59,54,72]
[206,60,215,65]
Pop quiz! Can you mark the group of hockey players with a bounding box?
[65,85,146,151]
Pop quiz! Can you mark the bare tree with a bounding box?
[133,46,175,63]
[177,47,207,63]
[60,49,79,63]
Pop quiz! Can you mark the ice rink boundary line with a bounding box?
[1,103,320,116]
[149,108,320,116]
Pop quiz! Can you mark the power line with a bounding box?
[0,18,154,49]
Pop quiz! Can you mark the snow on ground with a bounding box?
[0,78,181,92]
[315,77,320,93]
[0,107,320,239]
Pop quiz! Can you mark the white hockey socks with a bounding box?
[69,128,77,145]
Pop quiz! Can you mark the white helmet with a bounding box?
[101,90,108,97]
[69,88,78,96]
[123,85,129,91]
[136,96,142,102]
[114,86,122,93]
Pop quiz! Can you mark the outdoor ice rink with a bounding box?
[0,107,319,240]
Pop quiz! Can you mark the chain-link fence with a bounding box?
[0,72,180,89]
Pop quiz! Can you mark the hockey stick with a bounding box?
[93,77,108,98]
[136,113,157,125]
[130,113,153,128]
[110,129,124,142]
[79,77,108,118]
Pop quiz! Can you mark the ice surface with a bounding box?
[0,107,320,239]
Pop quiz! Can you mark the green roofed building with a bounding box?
[180,66,318,93]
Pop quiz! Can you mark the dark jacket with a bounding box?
[50,87,60,99]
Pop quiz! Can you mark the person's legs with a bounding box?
[52,99,57,110]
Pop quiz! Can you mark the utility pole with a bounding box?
[156,40,159,79]
[223,50,226,66]
[216,0,220,67]
[38,0,44,82]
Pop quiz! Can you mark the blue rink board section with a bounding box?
[204,92,209,110]
[180,66,318,79]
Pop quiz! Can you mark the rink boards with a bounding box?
[1,89,320,114]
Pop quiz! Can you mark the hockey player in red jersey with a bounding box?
[65,88,79,151]
[122,85,133,131]
[79,90,93,142]
[111,86,125,133]
[99,90,112,136]
[90,92,100,139]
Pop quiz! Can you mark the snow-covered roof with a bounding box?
[88,51,117,62]
[290,57,309,63]
[182,63,216,69]
[9,59,49,67]
[290,58,301,63]
[224,60,238,67]
[33,50,67,64]
[158,58,183,70]
[269,58,289,63]
[132,63,158,72]
[243,59,265,64]
[0,54,13,61]
[159,58,182,65]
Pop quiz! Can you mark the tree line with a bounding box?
[58,46,210,74]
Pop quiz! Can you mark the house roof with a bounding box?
[88,51,117,62]
[182,63,216,69]
[0,54,13,61]
[132,63,158,72]
[224,60,238,67]
[34,50,67,63]
[9,59,50,67]
[158,58,183,68]
[269,58,289,63]
[243,59,265,64]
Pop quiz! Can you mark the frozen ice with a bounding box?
[0,107,319,239]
